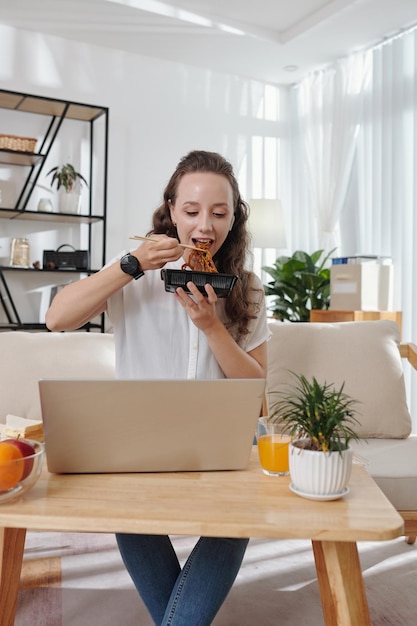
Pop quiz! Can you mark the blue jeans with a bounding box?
[116,533,249,626]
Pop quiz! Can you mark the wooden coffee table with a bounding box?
[0,448,403,626]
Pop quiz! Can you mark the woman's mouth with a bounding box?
[192,239,214,249]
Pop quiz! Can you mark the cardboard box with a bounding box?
[330,263,393,311]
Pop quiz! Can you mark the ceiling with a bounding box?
[0,0,416,85]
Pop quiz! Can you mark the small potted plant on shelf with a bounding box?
[262,249,334,321]
[46,163,88,214]
[268,372,361,500]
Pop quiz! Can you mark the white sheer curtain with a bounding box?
[352,28,417,426]
[287,26,417,427]
[295,53,370,253]
[353,29,417,335]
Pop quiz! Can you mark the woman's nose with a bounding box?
[197,212,213,232]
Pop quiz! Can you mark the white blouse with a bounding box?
[106,256,269,380]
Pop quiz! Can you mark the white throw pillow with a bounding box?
[266,320,411,439]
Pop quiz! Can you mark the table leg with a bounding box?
[0,527,27,626]
[312,540,371,626]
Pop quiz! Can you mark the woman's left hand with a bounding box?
[176,280,266,379]
[175,282,220,332]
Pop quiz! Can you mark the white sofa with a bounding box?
[0,331,115,423]
[1,323,416,540]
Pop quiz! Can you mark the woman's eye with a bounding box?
[213,213,226,218]
[185,211,198,216]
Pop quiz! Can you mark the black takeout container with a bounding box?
[161,269,238,298]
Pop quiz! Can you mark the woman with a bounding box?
[46,150,269,625]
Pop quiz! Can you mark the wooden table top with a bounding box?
[0,449,404,541]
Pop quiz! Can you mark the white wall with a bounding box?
[0,24,285,267]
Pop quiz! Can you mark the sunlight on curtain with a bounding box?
[353,27,417,427]
[355,29,417,317]
[237,83,287,283]
[296,52,370,254]
[248,135,283,281]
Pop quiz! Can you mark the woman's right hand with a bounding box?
[134,235,184,270]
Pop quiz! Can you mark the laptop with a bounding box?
[39,378,266,474]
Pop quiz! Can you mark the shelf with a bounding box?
[0,88,108,333]
[0,322,103,332]
[0,90,107,122]
[0,89,108,214]
[0,208,104,224]
[0,322,48,331]
[0,149,44,166]
[0,266,99,274]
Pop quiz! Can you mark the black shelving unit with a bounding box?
[0,266,101,331]
[0,89,109,331]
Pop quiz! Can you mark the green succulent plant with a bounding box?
[268,372,360,453]
[262,249,334,321]
[47,163,88,193]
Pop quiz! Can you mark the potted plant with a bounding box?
[262,249,334,321]
[268,372,361,500]
[46,163,88,214]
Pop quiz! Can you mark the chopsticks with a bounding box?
[129,235,201,252]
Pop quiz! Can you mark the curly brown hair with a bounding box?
[149,150,262,340]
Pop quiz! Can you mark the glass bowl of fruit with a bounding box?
[0,438,45,503]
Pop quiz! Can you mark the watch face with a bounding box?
[121,254,143,279]
[124,256,138,273]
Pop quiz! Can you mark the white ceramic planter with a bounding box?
[289,440,353,496]
[58,188,81,214]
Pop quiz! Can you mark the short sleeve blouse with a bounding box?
[106,257,270,380]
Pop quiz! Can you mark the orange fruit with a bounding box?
[0,441,25,490]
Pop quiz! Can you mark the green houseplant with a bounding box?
[46,163,88,192]
[262,249,334,321]
[46,163,88,214]
[268,372,361,498]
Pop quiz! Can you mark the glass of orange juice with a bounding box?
[257,417,291,476]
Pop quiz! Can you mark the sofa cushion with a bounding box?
[0,331,115,422]
[266,320,411,439]
[350,437,417,510]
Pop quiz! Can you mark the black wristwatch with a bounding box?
[120,253,145,280]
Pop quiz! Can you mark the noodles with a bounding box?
[182,242,218,273]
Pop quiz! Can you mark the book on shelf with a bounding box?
[331,255,392,265]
